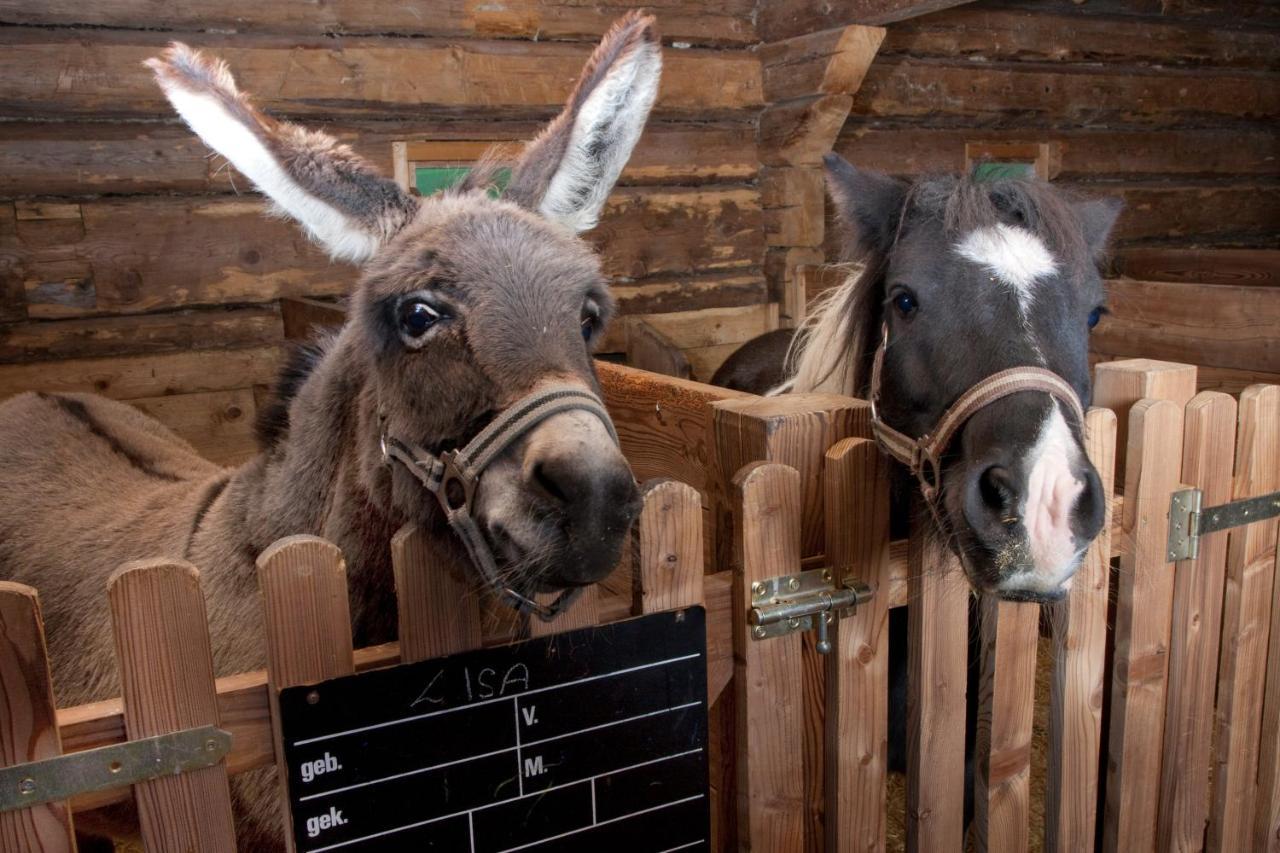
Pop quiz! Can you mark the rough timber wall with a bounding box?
[0,1,766,460]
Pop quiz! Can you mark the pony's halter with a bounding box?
[379,383,620,622]
[869,323,1085,505]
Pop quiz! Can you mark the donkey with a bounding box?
[0,13,659,848]
[713,154,1121,800]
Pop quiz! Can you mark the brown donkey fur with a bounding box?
[0,14,661,848]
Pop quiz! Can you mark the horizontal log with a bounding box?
[612,271,769,320]
[1112,248,1279,287]
[835,125,1279,179]
[0,119,758,198]
[1094,278,1280,373]
[0,30,762,119]
[994,0,1280,28]
[600,302,778,354]
[759,0,976,41]
[0,0,757,46]
[2,187,762,317]
[881,5,1279,69]
[0,306,283,363]
[130,388,262,467]
[759,94,853,166]
[851,57,1279,124]
[760,24,885,102]
[1080,182,1280,244]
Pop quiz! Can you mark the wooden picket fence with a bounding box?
[3,355,1278,852]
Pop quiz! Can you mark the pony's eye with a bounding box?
[1087,306,1106,329]
[399,300,441,338]
[892,291,919,318]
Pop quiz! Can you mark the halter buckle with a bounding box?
[438,450,478,513]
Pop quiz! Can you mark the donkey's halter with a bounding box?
[379,384,619,622]
[869,323,1085,505]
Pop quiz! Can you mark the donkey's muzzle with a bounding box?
[531,452,640,585]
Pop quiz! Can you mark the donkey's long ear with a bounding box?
[505,12,661,233]
[147,45,417,263]
[823,154,908,259]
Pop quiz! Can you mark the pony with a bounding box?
[0,13,661,848]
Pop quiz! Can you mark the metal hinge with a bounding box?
[749,567,873,654]
[1167,488,1280,563]
[0,725,231,813]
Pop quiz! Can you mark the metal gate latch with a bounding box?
[1167,488,1280,563]
[749,568,873,654]
[0,725,231,813]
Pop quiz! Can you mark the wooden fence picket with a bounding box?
[391,523,482,662]
[733,461,805,851]
[257,535,355,853]
[107,559,237,851]
[822,437,891,853]
[1256,530,1280,852]
[1046,407,1116,852]
[1210,385,1280,853]
[634,478,705,615]
[1103,398,1185,853]
[1157,392,1238,852]
[0,582,75,852]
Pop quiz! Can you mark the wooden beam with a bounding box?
[760,0,977,40]
[760,25,886,102]
[759,94,853,168]
[1112,248,1280,287]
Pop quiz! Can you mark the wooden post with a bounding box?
[634,479,705,615]
[107,560,237,851]
[0,582,75,851]
[906,508,969,853]
[1210,385,1280,853]
[822,438,891,853]
[1092,359,1196,477]
[1157,392,1238,853]
[1046,407,1117,852]
[733,462,805,851]
[391,523,482,663]
[973,597,1038,853]
[715,393,870,851]
[1256,531,1280,852]
[1103,398,1185,853]
[258,535,355,853]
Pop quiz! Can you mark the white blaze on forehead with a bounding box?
[1017,402,1086,593]
[954,223,1057,312]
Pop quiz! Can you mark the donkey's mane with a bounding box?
[783,171,1096,397]
[256,333,335,448]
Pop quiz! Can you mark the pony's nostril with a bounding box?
[979,465,1018,518]
[531,459,571,505]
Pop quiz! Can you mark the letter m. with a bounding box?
[523,755,545,778]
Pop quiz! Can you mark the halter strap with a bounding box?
[380,384,618,622]
[869,324,1085,504]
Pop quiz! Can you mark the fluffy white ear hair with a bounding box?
[506,12,662,234]
[147,44,417,263]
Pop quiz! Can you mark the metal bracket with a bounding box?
[749,567,873,654]
[1167,488,1280,563]
[0,725,231,813]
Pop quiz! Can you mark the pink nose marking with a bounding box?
[1023,406,1084,577]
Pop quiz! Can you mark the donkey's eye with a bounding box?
[399,300,441,339]
[1087,306,1106,330]
[892,290,919,318]
[581,301,601,344]
[581,316,594,342]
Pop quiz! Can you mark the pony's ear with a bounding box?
[823,154,908,258]
[1073,197,1123,260]
[505,12,661,233]
[147,44,418,263]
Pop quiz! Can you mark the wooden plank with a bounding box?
[0,0,759,47]
[1076,183,1280,244]
[1045,407,1116,852]
[633,479,705,614]
[0,30,763,119]
[1103,398,1184,853]
[390,524,482,663]
[0,345,283,402]
[107,560,237,850]
[760,25,886,102]
[771,248,827,327]
[760,0,977,39]
[1092,359,1197,479]
[528,586,600,638]
[1209,385,1280,853]
[129,388,262,467]
[759,94,854,167]
[1157,392,1237,853]
[823,438,891,853]
[625,319,692,380]
[0,582,75,852]
[762,167,826,248]
[732,461,805,851]
[1257,532,1280,852]
[1113,248,1280,287]
[906,516,969,852]
[1094,278,1280,373]
[973,597,1038,853]
[257,535,354,851]
[617,303,778,357]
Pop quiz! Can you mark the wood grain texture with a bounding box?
[1045,407,1116,853]
[760,0,976,39]
[390,523,482,663]
[107,560,236,851]
[626,320,692,381]
[1103,398,1184,853]
[973,596,1038,853]
[1092,359,1197,479]
[1113,248,1280,287]
[822,438,891,853]
[1157,392,1237,853]
[1256,530,1280,853]
[528,585,600,638]
[634,479,705,615]
[1209,385,1280,853]
[0,582,75,852]
[257,535,355,852]
[905,521,969,853]
[760,24,886,102]
[759,94,854,167]
[129,388,262,467]
[732,462,805,851]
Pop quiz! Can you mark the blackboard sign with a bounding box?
[278,608,710,852]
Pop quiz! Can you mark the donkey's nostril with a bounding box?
[532,458,572,505]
